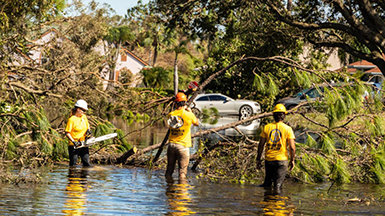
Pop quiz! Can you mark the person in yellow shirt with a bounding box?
[166,92,199,183]
[65,99,91,167]
[257,104,295,192]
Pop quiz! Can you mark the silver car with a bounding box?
[192,93,261,119]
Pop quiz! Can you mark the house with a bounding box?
[96,42,149,88]
[12,28,149,88]
[341,60,384,84]
[299,45,344,71]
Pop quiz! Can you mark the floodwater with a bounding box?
[2,117,382,215]
[0,166,384,215]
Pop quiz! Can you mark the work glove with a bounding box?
[73,141,81,147]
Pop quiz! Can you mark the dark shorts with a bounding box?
[263,160,288,189]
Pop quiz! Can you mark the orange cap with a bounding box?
[175,92,187,102]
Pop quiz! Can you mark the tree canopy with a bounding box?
[265,0,385,75]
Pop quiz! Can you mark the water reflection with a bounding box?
[166,182,196,215]
[62,168,89,216]
[259,189,295,216]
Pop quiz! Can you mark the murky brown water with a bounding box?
[0,166,384,215]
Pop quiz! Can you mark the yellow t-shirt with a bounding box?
[260,121,295,161]
[167,109,198,148]
[65,115,89,146]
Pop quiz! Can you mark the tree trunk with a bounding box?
[374,58,385,77]
[107,42,121,90]
[152,37,158,66]
[173,52,179,95]
[287,0,292,11]
[148,49,152,66]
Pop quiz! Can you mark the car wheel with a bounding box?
[192,108,201,118]
[239,105,253,118]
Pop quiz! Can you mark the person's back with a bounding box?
[261,121,294,161]
[168,108,197,148]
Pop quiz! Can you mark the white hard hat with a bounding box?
[75,99,88,110]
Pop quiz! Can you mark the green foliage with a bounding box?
[346,133,362,157]
[94,121,115,137]
[293,70,312,89]
[296,153,331,183]
[323,83,365,127]
[253,74,265,93]
[370,145,385,183]
[105,26,135,44]
[305,134,317,148]
[201,107,220,124]
[267,76,279,97]
[330,158,351,184]
[6,139,18,160]
[318,133,336,155]
[141,67,172,89]
[368,117,385,137]
[115,129,132,152]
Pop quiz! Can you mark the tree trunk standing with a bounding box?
[287,0,292,11]
[107,43,121,90]
[173,52,179,95]
[152,36,159,66]
[148,49,152,66]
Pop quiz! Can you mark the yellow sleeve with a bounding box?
[190,112,198,125]
[65,117,73,133]
[85,116,90,130]
[287,127,295,139]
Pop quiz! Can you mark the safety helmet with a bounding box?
[175,92,187,102]
[75,99,88,110]
[273,104,287,114]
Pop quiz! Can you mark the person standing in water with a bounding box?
[65,99,92,167]
[165,92,199,183]
[257,104,295,192]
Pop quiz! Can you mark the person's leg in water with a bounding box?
[79,147,91,167]
[273,161,288,193]
[165,143,177,183]
[68,146,78,166]
[259,160,273,187]
[177,145,190,184]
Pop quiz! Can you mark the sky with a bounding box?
[78,0,149,16]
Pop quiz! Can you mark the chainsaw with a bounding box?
[74,133,118,149]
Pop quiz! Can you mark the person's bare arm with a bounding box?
[186,106,199,126]
[256,137,266,169]
[288,138,296,171]
[66,132,74,143]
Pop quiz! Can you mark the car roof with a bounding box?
[196,93,226,97]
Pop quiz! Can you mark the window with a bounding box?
[196,96,209,101]
[209,95,227,101]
